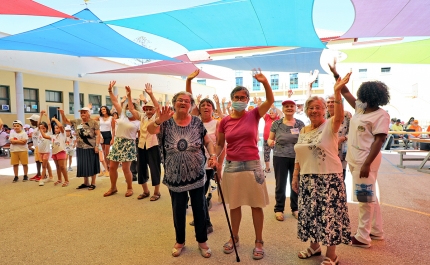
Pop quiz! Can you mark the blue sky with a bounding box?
[0,0,355,56]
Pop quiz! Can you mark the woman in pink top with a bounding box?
[215,69,274,260]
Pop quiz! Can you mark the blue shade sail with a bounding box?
[202,48,326,74]
[106,0,325,51]
[0,9,176,60]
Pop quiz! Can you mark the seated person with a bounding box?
[392,119,408,145]
[407,120,422,150]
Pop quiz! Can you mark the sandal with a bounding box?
[199,246,212,258]
[62,181,69,187]
[298,245,321,259]
[88,184,96,190]
[253,240,264,260]
[76,184,89,189]
[54,180,62,186]
[172,243,185,257]
[125,189,133,197]
[264,168,271,173]
[321,256,339,265]
[275,212,284,221]
[223,236,239,254]
[292,211,299,219]
[137,192,150,200]
[104,189,118,197]
[150,193,161,201]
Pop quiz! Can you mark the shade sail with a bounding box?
[342,0,430,38]
[202,47,326,74]
[0,9,176,60]
[90,54,223,80]
[341,39,430,64]
[106,0,325,50]
[0,0,75,18]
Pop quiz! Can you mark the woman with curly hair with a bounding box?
[340,78,390,249]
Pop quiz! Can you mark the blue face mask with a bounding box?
[125,110,133,118]
[231,101,248,112]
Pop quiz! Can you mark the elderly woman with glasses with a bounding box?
[147,91,217,259]
[214,69,273,260]
[292,73,352,265]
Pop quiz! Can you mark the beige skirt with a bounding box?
[220,170,269,209]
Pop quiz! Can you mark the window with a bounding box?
[235,77,243,86]
[270,74,279,90]
[197,79,206,86]
[252,78,261,91]
[381,67,391,73]
[106,96,113,110]
[69,93,84,114]
[24,88,39,113]
[45,90,62,103]
[359,68,367,78]
[290,73,298,89]
[0,85,10,113]
[89,94,101,114]
[312,76,319,88]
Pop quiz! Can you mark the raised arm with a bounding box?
[253,69,274,117]
[144,83,159,110]
[186,69,199,94]
[125,86,140,120]
[213,94,223,118]
[331,73,351,133]
[328,59,356,109]
[52,116,64,133]
[147,106,174,134]
[58,109,71,125]
[108,81,122,115]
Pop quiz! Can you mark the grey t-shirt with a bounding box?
[270,119,305,158]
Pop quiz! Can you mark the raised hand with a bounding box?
[125,86,131,98]
[334,72,352,92]
[139,94,147,102]
[158,106,174,123]
[227,101,231,108]
[120,95,127,104]
[213,94,219,103]
[196,94,202,103]
[309,69,319,83]
[88,103,93,109]
[108,81,116,92]
[222,97,226,104]
[253,96,257,104]
[187,69,200,80]
[58,109,65,116]
[328,57,338,75]
[144,83,153,94]
[252,68,267,83]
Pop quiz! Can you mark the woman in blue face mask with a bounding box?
[103,81,141,198]
[214,69,274,260]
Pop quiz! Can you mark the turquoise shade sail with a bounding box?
[0,9,176,60]
[106,0,325,51]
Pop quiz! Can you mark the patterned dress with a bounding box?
[294,119,351,246]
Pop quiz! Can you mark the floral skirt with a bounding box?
[297,173,351,246]
[107,137,137,162]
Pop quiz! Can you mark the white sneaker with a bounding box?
[39,181,45,186]
[45,178,53,183]
[67,167,73,171]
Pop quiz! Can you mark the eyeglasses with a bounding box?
[176,98,191,104]
[232,96,248,102]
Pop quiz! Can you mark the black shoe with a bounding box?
[132,175,137,182]
[189,220,195,226]
[23,176,28,182]
[207,226,214,234]
[13,176,19,183]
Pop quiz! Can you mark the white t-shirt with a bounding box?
[99,116,113,132]
[31,127,40,144]
[0,130,8,146]
[51,132,66,154]
[10,130,28,152]
[115,115,140,139]
[38,132,52,153]
[346,102,390,168]
[65,135,76,151]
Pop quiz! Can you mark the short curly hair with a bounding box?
[99,105,111,117]
[357,81,390,108]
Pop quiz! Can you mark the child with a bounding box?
[37,111,54,186]
[45,117,69,187]
[65,125,76,171]
[9,120,29,182]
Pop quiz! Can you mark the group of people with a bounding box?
[390,117,429,149]
[7,62,392,264]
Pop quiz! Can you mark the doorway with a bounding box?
[48,106,60,134]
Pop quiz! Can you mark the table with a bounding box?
[409,138,430,173]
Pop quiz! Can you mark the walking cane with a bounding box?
[214,167,240,262]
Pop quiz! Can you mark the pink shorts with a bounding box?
[39,153,50,161]
[52,151,67,160]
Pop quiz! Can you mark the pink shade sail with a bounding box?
[90,54,223,80]
[342,0,430,38]
[0,0,75,19]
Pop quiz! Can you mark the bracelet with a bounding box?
[154,120,161,127]
[294,168,300,170]
[210,154,217,157]
[334,100,341,104]
[334,75,339,79]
